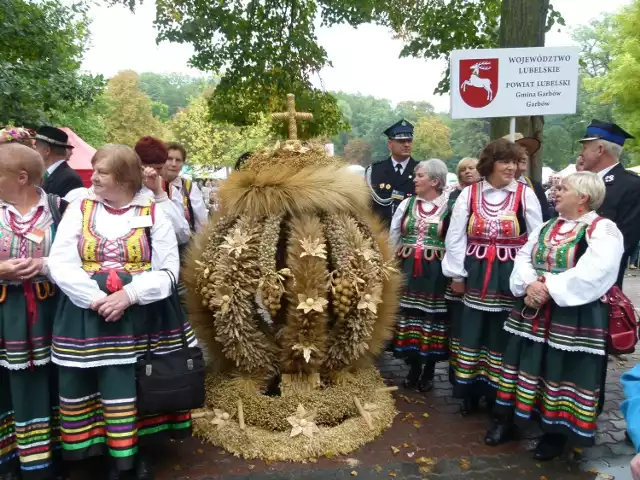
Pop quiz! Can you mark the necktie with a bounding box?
[395,163,403,176]
[44,171,50,181]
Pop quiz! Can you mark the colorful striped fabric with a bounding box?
[463,287,517,312]
[399,291,447,313]
[449,338,503,388]
[0,335,51,369]
[393,313,449,359]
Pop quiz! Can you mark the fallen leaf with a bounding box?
[248,465,255,470]
[596,474,615,480]
[419,466,433,474]
[399,394,411,403]
[217,450,226,455]
[350,471,358,477]
[413,420,422,429]
[422,413,430,419]
[391,446,400,455]
[389,472,397,478]
[197,448,204,454]
[414,398,426,404]
[407,452,415,458]
[540,476,548,480]
[402,442,409,448]
[460,458,470,471]
[173,465,182,471]
[375,465,383,473]
[345,458,360,467]
[573,448,583,454]
[416,457,436,464]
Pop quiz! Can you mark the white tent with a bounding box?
[556,164,577,178]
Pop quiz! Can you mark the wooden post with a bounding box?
[353,396,373,430]
[237,399,245,431]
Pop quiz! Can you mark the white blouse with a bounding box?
[48,192,180,309]
[442,180,543,280]
[389,193,448,249]
[510,211,624,307]
[169,177,208,235]
[65,187,191,245]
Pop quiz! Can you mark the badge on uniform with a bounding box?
[391,190,405,201]
[129,215,153,229]
[604,175,615,183]
[25,228,44,244]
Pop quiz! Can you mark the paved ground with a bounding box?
[70,274,640,480]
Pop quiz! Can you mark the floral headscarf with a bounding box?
[0,127,35,144]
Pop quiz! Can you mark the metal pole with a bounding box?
[509,117,516,142]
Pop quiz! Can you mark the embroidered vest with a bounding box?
[532,218,587,275]
[466,182,528,262]
[398,196,448,259]
[78,199,153,275]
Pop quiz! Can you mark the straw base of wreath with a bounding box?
[193,367,397,462]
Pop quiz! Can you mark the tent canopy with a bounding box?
[60,128,96,187]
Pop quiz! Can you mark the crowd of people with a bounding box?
[0,117,640,480]
[367,119,640,465]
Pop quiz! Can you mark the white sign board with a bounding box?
[450,46,580,119]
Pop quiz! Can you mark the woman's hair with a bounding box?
[476,139,525,178]
[416,158,448,192]
[455,157,478,181]
[0,143,45,185]
[92,144,143,194]
[562,171,606,212]
[134,136,168,166]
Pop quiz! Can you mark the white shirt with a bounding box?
[596,163,619,179]
[389,193,448,248]
[391,157,410,176]
[510,211,623,307]
[46,159,66,176]
[49,191,180,309]
[442,180,543,280]
[64,187,191,246]
[169,177,208,234]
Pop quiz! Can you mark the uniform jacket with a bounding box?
[43,161,84,199]
[597,163,640,285]
[366,157,418,227]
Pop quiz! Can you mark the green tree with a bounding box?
[449,119,490,160]
[394,101,435,124]
[343,138,373,166]
[139,73,216,117]
[0,0,104,125]
[169,95,274,168]
[412,116,452,161]
[103,71,167,146]
[50,95,110,148]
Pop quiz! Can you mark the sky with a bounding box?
[81,0,631,113]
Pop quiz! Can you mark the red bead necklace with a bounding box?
[102,204,132,216]
[7,207,44,236]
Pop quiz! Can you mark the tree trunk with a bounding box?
[490,0,549,182]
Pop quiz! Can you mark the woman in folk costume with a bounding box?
[442,139,542,443]
[390,159,451,392]
[493,172,622,459]
[48,145,196,480]
[0,143,66,480]
[0,127,36,149]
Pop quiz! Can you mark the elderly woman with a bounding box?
[0,143,66,480]
[442,139,542,442]
[494,172,623,459]
[390,159,451,392]
[48,145,196,480]
[449,157,480,205]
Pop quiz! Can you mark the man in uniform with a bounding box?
[579,119,640,287]
[365,120,419,227]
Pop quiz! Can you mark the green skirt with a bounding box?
[451,256,515,399]
[52,272,196,368]
[495,298,608,445]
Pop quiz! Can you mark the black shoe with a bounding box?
[403,363,422,390]
[484,422,514,446]
[135,457,154,480]
[418,363,435,392]
[533,434,567,461]
[460,397,479,416]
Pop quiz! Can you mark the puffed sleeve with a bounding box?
[442,186,470,279]
[543,218,624,307]
[123,206,180,305]
[189,183,209,233]
[48,200,107,308]
[523,186,543,234]
[510,222,545,297]
[389,198,410,249]
[622,364,640,453]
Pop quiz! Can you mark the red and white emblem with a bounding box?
[459,58,499,108]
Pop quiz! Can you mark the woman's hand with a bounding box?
[142,167,163,195]
[525,281,549,306]
[93,290,131,323]
[0,258,44,281]
[450,280,465,295]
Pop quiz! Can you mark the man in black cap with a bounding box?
[579,119,640,287]
[365,120,419,227]
[35,126,83,198]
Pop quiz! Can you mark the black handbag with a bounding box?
[135,269,206,415]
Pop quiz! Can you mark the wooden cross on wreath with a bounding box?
[271,93,313,140]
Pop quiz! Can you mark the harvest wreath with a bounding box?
[183,95,402,460]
